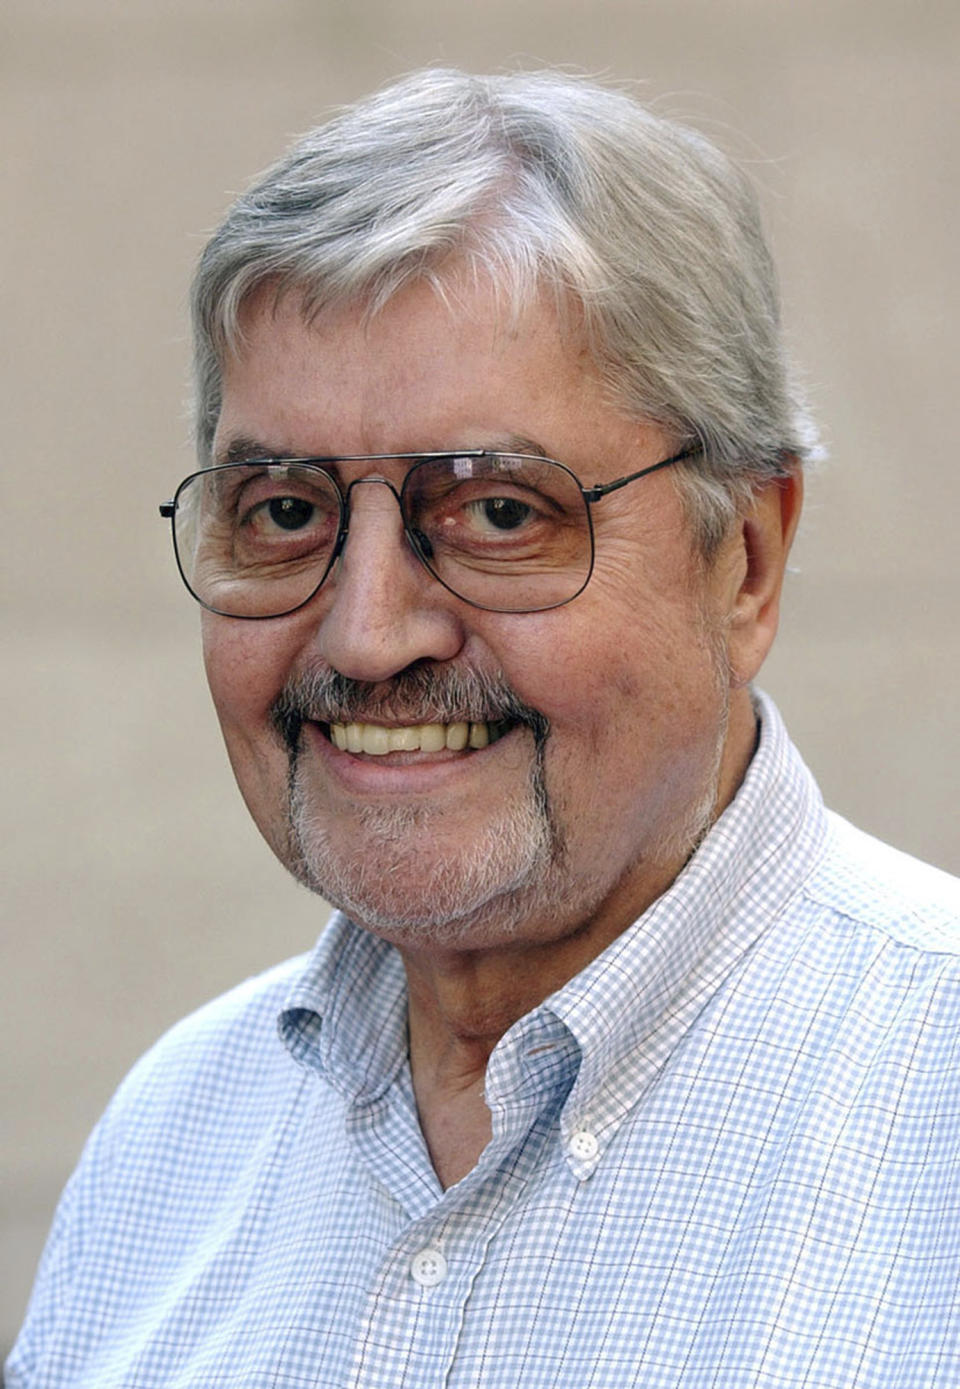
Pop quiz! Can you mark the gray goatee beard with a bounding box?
[271,665,567,946]
[268,639,733,949]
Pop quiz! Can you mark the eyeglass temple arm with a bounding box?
[581,445,699,504]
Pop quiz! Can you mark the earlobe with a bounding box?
[727,467,803,687]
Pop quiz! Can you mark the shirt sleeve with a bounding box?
[5,1118,107,1387]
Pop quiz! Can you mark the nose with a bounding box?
[313,476,466,682]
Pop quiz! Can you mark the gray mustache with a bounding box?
[271,665,549,750]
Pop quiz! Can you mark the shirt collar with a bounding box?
[279,692,827,1166]
[279,913,407,1103]
[540,690,827,1171]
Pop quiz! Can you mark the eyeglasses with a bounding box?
[159,446,696,618]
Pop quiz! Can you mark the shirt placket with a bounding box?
[343,1030,577,1387]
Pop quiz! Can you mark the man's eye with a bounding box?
[264,496,315,531]
[465,496,536,531]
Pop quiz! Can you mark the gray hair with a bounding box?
[191,68,819,556]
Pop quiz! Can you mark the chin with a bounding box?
[284,794,562,950]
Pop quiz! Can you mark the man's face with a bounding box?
[203,278,755,956]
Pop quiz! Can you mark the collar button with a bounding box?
[569,1128,599,1162]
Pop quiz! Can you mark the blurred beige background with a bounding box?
[2,0,957,1351]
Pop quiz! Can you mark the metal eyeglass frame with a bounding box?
[159,443,699,618]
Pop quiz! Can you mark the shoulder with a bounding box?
[725,813,960,1069]
[805,812,960,954]
[5,954,319,1384]
[705,818,960,1179]
[116,950,310,1089]
[91,953,313,1170]
[134,952,310,1063]
[761,815,960,1061]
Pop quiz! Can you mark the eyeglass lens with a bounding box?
[171,455,594,617]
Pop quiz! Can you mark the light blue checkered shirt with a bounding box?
[9,694,960,1387]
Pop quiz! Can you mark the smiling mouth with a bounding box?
[325,719,513,755]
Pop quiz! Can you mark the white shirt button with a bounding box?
[569,1129,599,1161]
[410,1248,448,1287]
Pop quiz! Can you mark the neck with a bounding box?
[398,684,759,1185]
[402,685,758,1043]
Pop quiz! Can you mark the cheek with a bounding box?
[201,620,303,854]
[507,590,729,826]
[203,616,287,712]
[200,616,299,771]
[511,594,710,740]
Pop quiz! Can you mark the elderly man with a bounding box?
[9,69,960,1388]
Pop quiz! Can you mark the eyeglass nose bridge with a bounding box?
[331,472,433,572]
[342,473,402,502]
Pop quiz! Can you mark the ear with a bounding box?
[724,465,803,688]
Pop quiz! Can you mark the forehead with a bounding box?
[214,278,653,473]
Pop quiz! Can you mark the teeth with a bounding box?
[446,721,469,751]
[420,723,446,753]
[329,721,496,755]
[362,724,390,756]
[388,727,420,752]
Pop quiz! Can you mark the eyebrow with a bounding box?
[216,436,301,466]
[490,434,554,461]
